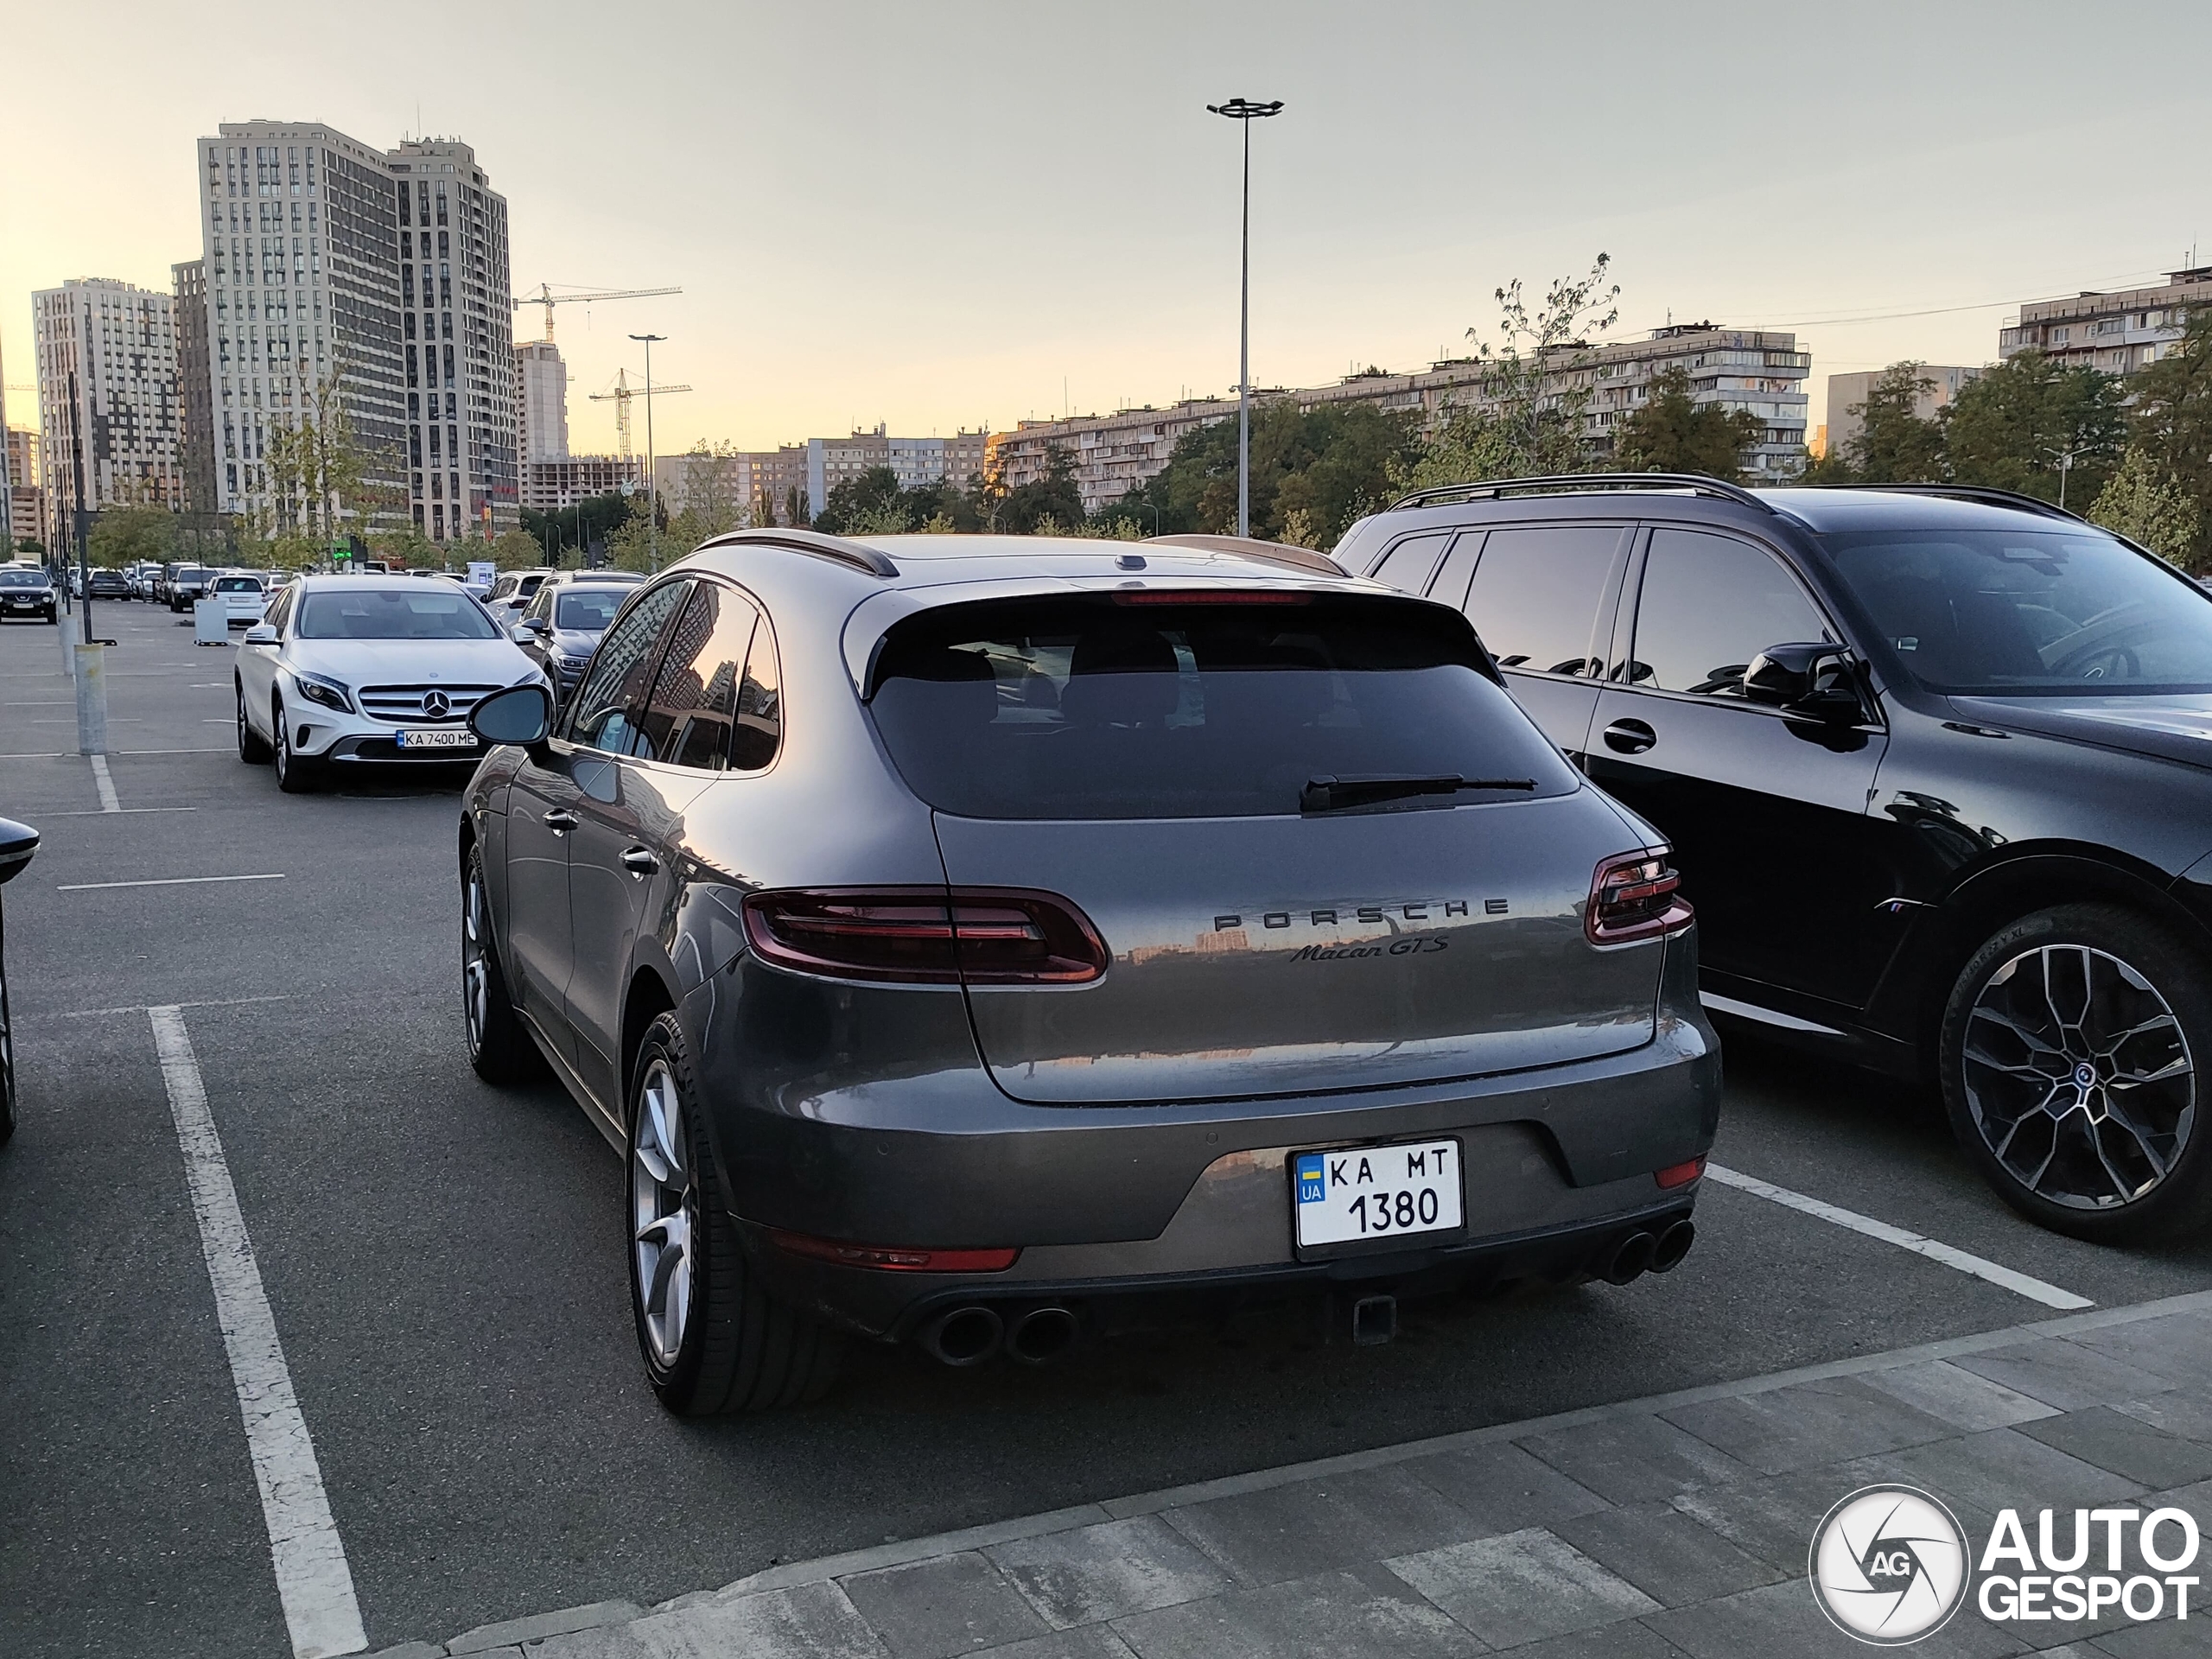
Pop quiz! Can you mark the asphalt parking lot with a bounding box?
[3,601,2211,1658]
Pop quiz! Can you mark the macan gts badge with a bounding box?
[457,527,1720,1413]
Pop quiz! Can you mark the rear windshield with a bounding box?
[868,592,1581,820]
[296,588,499,639]
[213,575,262,593]
[556,589,626,630]
[1824,526,2212,695]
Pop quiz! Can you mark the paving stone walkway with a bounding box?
[378,1290,2212,1659]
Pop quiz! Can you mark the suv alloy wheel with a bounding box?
[626,1013,841,1414]
[1941,903,2212,1243]
[271,696,320,794]
[236,678,270,764]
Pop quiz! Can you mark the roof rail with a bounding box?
[696,527,899,578]
[1814,483,2087,524]
[1144,532,1345,577]
[1385,473,1780,516]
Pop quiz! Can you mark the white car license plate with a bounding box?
[396,728,477,750]
[1293,1138,1462,1249]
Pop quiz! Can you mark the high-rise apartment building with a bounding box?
[0,338,11,545]
[31,277,185,525]
[517,339,569,463]
[195,121,405,532]
[389,137,518,540]
[522,454,641,512]
[2000,266,2210,373]
[171,258,219,517]
[6,427,47,551]
[799,425,992,517]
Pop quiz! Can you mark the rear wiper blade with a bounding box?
[1300,773,1537,813]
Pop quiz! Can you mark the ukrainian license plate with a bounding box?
[396,728,477,750]
[1293,1138,1463,1249]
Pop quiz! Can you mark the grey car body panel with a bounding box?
[463,533,1719,1340]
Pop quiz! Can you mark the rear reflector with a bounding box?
[1655,1156,1707,1190]
[764,1229,1019,1273]
[1587,848,1694,946]
[742,887,1109,985]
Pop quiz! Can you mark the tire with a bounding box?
[236,678,270,764]
[271,696,321,793]
[1941,902,2212,1243]
[627,1013,842,1414]
[461,842,543,1084]
[0,951,16,1147]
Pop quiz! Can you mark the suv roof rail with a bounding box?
[1144,532,1345,577]
[1384,472,1780,516]
[1813,483,2087,524]
[697,527,900,578]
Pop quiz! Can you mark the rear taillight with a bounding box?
[741,887,1109,985]
[763,1229,1019,1273]
[1586,849,1694,946]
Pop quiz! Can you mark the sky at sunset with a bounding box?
[3,0,2207,455]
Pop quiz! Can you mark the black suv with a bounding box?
[1335,475,2212,1243]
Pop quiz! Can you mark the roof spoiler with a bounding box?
[696,528,899,578]
[1144,532,1345,577]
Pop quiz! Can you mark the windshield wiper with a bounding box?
[1300,773,1537,813]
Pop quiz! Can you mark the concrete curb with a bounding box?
[372,1285,2212,1656]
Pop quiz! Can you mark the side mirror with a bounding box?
[469,683,553,747]
[0,815,38,887]
[242,623,278,646]
[511,624,537,644]
[1744,642,1864,724]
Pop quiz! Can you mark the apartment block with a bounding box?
[1824,365,1980,459]
[0,340,11,545]
[517,338,569,464]
[6,427,47,550]
[2001,266,2209,373]
[521,454,640,512]
[32,277,185,527]
[993,322,1813,516]
[172,258,219,516]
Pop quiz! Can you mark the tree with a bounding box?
[488,529,544,570]
[2126,306,2212,568]
[672,440,747,538]
[1944,350,2126,508]
[1613,366,1763,481]
[524,490,632,564]
[999,444,1087,533]
[1393,253,1620,492]
[86,505,178,567]
[2089,447,2204,566]
[1841,362,1948,483]
[814,466,905,534]
[1130,403,1416,547]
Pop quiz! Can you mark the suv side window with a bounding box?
[1627,528,1832,696]
[1464,526,1624,677]
[264,586,295,634]
[520,584,552,625]
[563,580,690,756]
[635,582,760,770]
[1367,531,1452,594]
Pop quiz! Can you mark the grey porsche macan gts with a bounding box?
[458,529,1719,1413]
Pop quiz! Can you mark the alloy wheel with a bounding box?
[631,1060,696,1366]
[235,683,251,760]
[461,864,490,1058]
[273,706,291,782]
[1962,943,2196,1211]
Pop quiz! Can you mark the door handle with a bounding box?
[1602,718,1657,755]
[543,808,579,833]
[620,847,659,878]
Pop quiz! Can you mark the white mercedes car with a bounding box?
[233,574,547,792]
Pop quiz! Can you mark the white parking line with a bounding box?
[46,806,199,816]
[1703,1163,2094,1310]
[58,873,283,891]
[148,1007,367,1658]
[89,754,120,812]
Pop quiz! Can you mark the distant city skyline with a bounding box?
[4,2,2207,459]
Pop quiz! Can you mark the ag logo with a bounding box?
[1809,1485,1969,1644]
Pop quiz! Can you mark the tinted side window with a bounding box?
[1627,529,1831,696]
[1367,531,1452,595]
[1464,526,1623,677]
[264,587,295,633]
[564,581,690,755]
[729,616,782,772]
[635,582,760,770]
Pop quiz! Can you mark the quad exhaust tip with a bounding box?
[1652,1218,1696,1274]
[1603,1230,1656,1285]
[919,1305,1002,1366]
[1007,1306,1080,1365]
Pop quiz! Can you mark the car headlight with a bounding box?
[292,671,354,714]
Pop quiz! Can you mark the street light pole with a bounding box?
[631,333,665,572]
[1207,96,1283,538]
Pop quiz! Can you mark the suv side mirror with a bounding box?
[243,623,278,646]
[469,683,553,748]
[1744,642,1865,724]
[0,815,38,886]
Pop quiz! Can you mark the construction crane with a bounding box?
[588,368,692,460]
[514,282,681,344]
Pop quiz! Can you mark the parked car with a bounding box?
[234,573,548,793]
[1334,474,2212,1243]
[83,568,131,601]
[458,528,1717,1412]
[483,568,556,629]
[509,578,636,700]
[166,565,215,611]
[208,571,270,627]
[0,815,35,1145]
[0,567,57,623]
